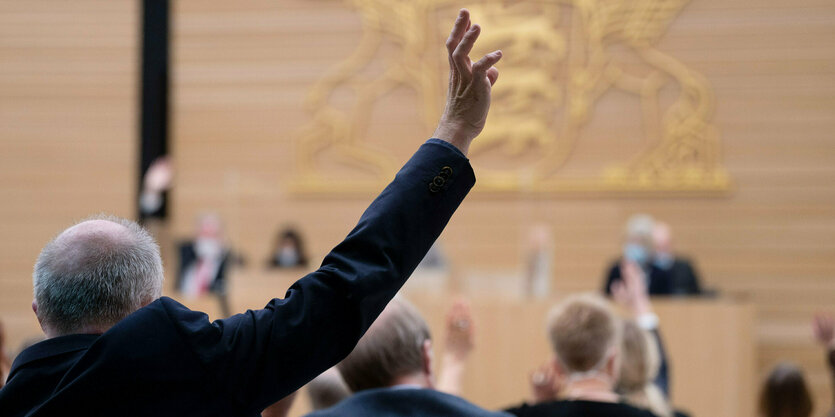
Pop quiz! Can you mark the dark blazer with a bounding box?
[505,399,657,417]
[177,242,232,294]
[305,387,512,417]
[0,139,475,417]
[603,257,702,296]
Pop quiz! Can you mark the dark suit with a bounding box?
[177,242,234,316]
[305,387,511,417]
[0,139,474,417]
[603,257,702,296]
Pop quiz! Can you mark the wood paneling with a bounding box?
[0,0,137,350]
[172,1,835,416]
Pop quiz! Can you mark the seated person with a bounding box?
[618,320,671,417]
[504,294,655,417]
[604,215,701,296]
[177,213,237,317]
[305,298,510,417]
[758,363,812,417]
[267,228,309,269]
[650,222,702,295]
[305,368,351,411]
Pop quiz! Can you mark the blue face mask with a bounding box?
[623,243,649,265]
[653,252,674,270]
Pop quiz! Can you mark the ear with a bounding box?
[551,355,566,378]
[606,347,621,381]
[32,299,46,333]
[422,339,434,380]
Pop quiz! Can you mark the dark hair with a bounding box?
[759,363,813,417]
[269,227,308,267]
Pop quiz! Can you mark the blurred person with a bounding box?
[261,392,298,417]
[650,222,702,295]
[618,321,671,417]
[813,314,835,417]
[0,10,502,416]
[306,368,351,411]
[504,294,655,417]
[436,299,476,396]
[306,298,510,417]
[524,224,553,299]
[177,213,237,317]
[0,320,10,388]
[268,227,309,269]
[604,215,697,296]
[138,156,174,221]
[758,363,813,417]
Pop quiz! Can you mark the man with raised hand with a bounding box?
[0,9,501,417]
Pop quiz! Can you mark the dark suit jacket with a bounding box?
[0,139,475,417]
[603,257,702,296]
[177,242,232,294]
[305,387,511,417]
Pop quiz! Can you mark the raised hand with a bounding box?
[612,261,652,316]
[444,299,475,361]
[813,314,835,348]
[529,362,560,403]
[433,9,503,155]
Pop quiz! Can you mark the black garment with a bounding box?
[0,139,475,417]
[505,400,658,417]
[305,387,511,417]
[177,242,233,316]
[603,258,702,296]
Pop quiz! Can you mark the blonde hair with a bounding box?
[617,320,672,417]
[547,294,621,373]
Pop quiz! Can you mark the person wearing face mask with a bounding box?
[604,216,703,296]
[177,213,237,317]
[650,222,702,295]
[268,228,309,269]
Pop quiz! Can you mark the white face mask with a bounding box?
[277,247,300,266]
[195,238,223,259]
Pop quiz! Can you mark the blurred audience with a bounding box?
[306,297,510,417]
[505,294,655,417]
[759,363,813,417]
[306,367,351,411]
[604,215,702,296]
[524,225,553,299]
[268,228,309,269]
[177,213,238,317]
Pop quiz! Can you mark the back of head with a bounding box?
[33,215,164,336]
[759,363,813,417]
[338,297,431,393]
[618,320,670,417]
[547,294,620,374]
[307,368,351,410]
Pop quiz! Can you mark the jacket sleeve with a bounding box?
[171,139,476,414]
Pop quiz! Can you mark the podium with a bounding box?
[178,270,756,417]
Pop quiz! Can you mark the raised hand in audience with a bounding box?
[813,314,835,348]
[437,299,475,396]
[529,362,561,403]
[433,9,502,155]
[612,261,652,317]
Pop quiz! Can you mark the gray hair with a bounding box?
[33,215,164,335]
[338,297,431,392]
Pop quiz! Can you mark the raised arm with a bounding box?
[172,9,502,414]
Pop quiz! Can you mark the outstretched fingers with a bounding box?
[473,50,503,85]
[452,24,482,76]
[445,9,470,55]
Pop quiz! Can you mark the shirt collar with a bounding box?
[9,333,100,377]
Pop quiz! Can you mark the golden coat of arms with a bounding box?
[292,0,730,194]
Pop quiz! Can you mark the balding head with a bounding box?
[33,215,163,336]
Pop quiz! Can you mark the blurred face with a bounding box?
[652,224,673,255]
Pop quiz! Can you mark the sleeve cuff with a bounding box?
[637,313,660,330]
[427,138,467,159]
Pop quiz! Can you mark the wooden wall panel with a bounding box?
[0,1,137,351]
[172,1,835,415]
